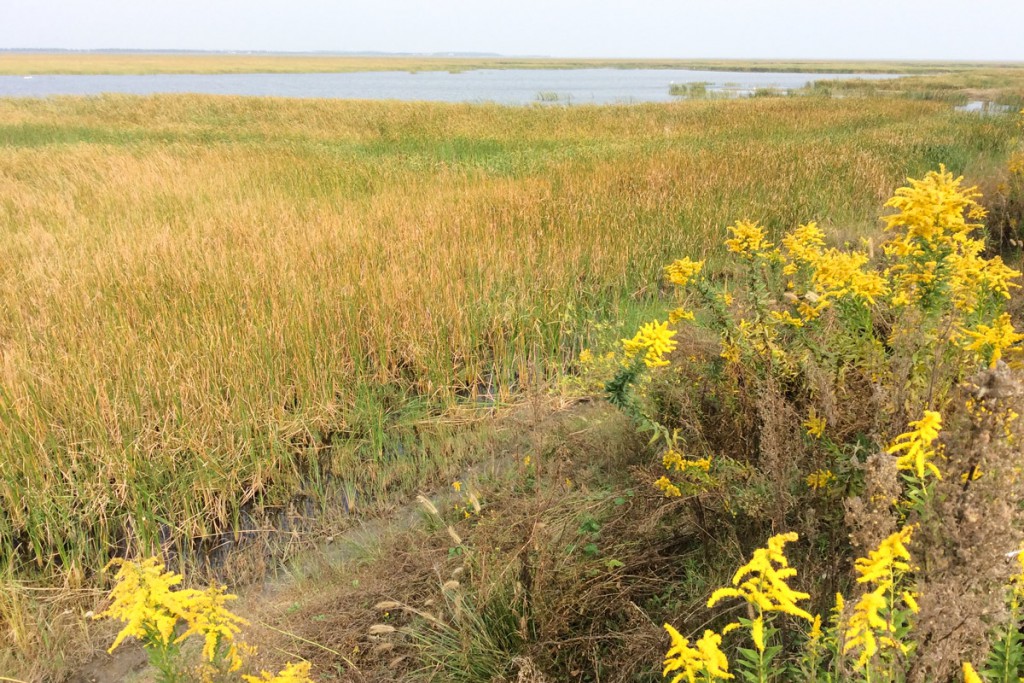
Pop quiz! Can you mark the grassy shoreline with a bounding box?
[3,52,1024,75]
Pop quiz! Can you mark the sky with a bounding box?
[3,1,1024,61]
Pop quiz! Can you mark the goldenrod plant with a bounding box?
[94,557,314,683]
[94,557,245,681]
[607,166,1024,681]
[610,165,1022,515]
[705,532,812,682]
[842,527,917,676]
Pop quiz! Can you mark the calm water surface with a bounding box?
[0,69,901,104]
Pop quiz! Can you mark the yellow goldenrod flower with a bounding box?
[686,456,712,472]
[770,310,804,328]
[844,528,915,669]
[243,661,315,683]
[881,165,1020,315]
[902,590,920,614]
[750,615,765,653]
[803,409,826,439]
[1009,151,1024,176]
[693,630,732,681]
[94,557,189,653]
[961,313,1024,368]
[854,527,913,585]
[707,532,813,622]
[805,469,834,490]
[781,222,826,264]
[883,165,983,250]
[1010,151,1024,176]
[663,624,733,683]
[93,557,247,666]
[952,252,1021,311]
[724,219,774,259]
[669,307,696,324]
[887,410,943,480]
[622,320,678,368]
[808,614,823,641]
[843,584,888,668]
[578,349,594,364]
[962,661,983,683]
[664,257,705,287]
[664,450,712,474]
[655,476,682,497]
[663,624,703,683]
[662,449,686,471]
[811,248,888,306]
[960,467,983,484]
[720,340,741,364]
[175,585,247,669]
[796,297,829,321]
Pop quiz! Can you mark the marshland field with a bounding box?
[2,57,1024,682]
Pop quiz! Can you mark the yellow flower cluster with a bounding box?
[945,242,1020,313]
[720,340,741,364]
[962,662,984,683]
[887,410,943,480]
[809,248,888,306]
[243,661,316,683]
[882,165,1020,311]
[781,221,826,264]
[655,475,683,497]
[961,312,1024,368]
[663,624,733,683]
[843,527,915,669]
[94,557,247,671]
[707,531,813,622]
[179,586,248,668]
[621,319,678,368]
[769,310,804,328]
[724,219,774,259]
[662,449,686,470]
[854,527,913,584]
[662,259,704,325]
[668,307,696,324]
[664,257,705,287]
[803,409,826,438]
[777,221,887,320]
[662,449,711,472]
[1010,151,1024,176]
[805,469,834,490]
[884,165,984,253]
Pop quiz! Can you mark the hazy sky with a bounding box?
[4,1,1024,61]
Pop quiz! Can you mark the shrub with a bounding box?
[608,166,1024,680]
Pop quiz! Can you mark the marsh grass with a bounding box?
[0,93,1017,676]
[669,82,715,99]
[803,67,1024,106]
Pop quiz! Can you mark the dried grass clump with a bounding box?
[907,365,1024,680]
